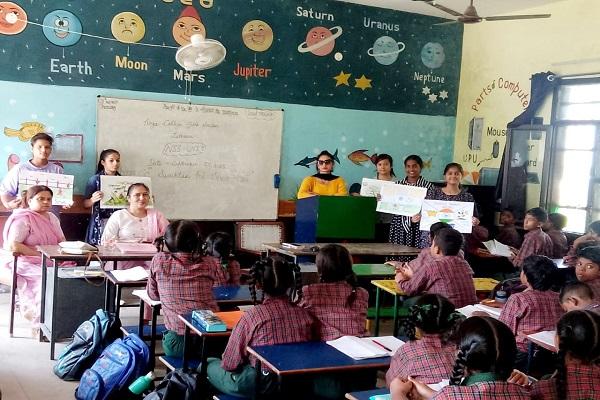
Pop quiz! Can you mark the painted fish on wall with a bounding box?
[295,148,340,168]
[347,149,377,165]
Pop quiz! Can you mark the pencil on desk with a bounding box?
[371,339,392,352]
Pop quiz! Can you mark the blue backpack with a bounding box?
[75,334,150,400]
[54,309,121,381]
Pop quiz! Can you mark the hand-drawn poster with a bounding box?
[18,171,74,206]
[420,200,474,233]
[360,178,396,197]
[377,184,427,216]
[100,175,153,209]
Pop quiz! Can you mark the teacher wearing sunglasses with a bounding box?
[297,150,348,199]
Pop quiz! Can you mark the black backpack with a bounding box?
[53,309,122,381]
[143,369,200,400]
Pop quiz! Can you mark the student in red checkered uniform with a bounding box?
[511,207,554,268]
[203,231,241,286]
[390,316,529,400]
[388,222,451,275]
[396,228,477,308]
[207,256,314,398]
[575,245,600,300]
[499,255,563,369]
[531,310,600,400]
[559,282,600,314]
[386,294,464,386]
[298,244,368,340]
[563,220,600,267]
[147,220,218,358]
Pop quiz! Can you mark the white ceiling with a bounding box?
[336,0,563,19]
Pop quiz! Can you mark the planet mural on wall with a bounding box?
[42,10,82,46]
[172,6,205,46]
[421,42,445,69]
[0,1,27,35]
[367,36,405,66]
[297,26,342,57]
[241,19,273,52]
[111,11,146,44]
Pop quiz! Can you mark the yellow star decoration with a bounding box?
[333,71,352,87]
[354,74,372,91]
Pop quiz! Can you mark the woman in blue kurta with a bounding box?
[84,149,121,245]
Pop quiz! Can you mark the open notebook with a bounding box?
[482,239,512,257]
[458,303,502,319]
[326,336,404,360]
[111,266,149,282]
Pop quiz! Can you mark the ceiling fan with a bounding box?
[418,0,551,24]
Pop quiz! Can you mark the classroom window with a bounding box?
[549,81,600,233]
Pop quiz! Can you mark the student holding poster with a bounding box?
[389,155,433,257]
[0,133,63,210]
[418,163,479,248]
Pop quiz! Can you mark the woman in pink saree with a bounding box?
[2,185,65,327]
[100,183,168,269]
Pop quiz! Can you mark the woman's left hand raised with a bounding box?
[472,217,480,226]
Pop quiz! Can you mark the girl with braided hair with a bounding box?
[207,256,314,398]
[531,310,600,400]
[203,231,241,286]
[298,244,369,340]
[385,294,464,386]
[390,316,529,399]
[147,220,217,358]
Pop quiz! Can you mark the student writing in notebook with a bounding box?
[207,256,314,398]
[83,149,121,245]
[386,294,464,386]
[530,310,600,400]
[391,316,530,400]
[498,255,563,370]
[559,282,600,314]
[298,244,368,340]
[147,220,217,358]
[203,231,241,286]
[396,227,477,308]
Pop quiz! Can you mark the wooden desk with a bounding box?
[263,243,419,263]
[130,290,163,371]
[346,388,388,400]
[212,285,257,307]
[104,270,147,317]
[371,280,406,336]
[472,277,499,296]
[37,245,156,359]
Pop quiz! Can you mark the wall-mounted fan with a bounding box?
[420,0,551,24]
[175,33,226,71]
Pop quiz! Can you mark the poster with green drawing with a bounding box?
[99,175,153,209]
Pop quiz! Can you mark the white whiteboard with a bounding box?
[96,97,283,220]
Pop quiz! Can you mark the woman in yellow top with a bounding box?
[297,150,348,199]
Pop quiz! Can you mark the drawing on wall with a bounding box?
[422,85,449,104]
[297,26,343,57]
[100,175,153,209]
[420,199,474,233]
[294,149,340,168]
[367,36,405,66]
[172,6,205,46]
[199,0,213,9]
[377,183,428,216]
[42,10,82,47]
[111,11,146,44]
[18,171,74,206]
[422,157,432,169]
[421,42,445,69]
[4,121,46,141]
[348,149,377,166]
[0,2,27,35]
[241,19,273,52]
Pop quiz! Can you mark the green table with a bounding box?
[352,264,395,279]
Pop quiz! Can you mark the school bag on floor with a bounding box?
[143,369,200,400]
[53,309,122,381]
[75,333,150,400]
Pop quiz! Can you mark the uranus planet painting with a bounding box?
[297,26,342,57]
[367,36,405,65]
[42,10,82,46]
[421,42,445,69]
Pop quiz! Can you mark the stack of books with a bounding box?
[191,310,227,332]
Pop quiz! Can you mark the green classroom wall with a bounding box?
[0,0,463,201]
